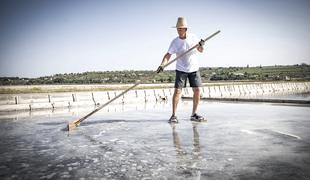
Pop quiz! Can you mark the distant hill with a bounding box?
[1,64,309,85]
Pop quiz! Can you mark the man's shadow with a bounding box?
[170,123,205,178]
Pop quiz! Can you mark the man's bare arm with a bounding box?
[156,53,172,73]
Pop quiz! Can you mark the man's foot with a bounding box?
[169,115,178,123]
[190,113,205,122]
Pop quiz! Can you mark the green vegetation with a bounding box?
[204,64,310,81]
[1,64,309,86]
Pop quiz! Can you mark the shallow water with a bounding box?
[0,101,310,179]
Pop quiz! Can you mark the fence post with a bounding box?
[48,94,51,103]
[91,92,96,105]
[153,90,158,101]
[107,92,110,100]
[122,94,125,104]
[72,94,76,102]
[144,90,147,102]
[15,96,19,104]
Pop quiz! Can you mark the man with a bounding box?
[157,17,205,123]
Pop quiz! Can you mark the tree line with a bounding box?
[1,64,309,85]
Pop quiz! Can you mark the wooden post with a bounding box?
[219,86,223,97]
[241,85,244,94]
[144,90,147,102]
[246,85,250,94]
[122,94,125,104]
[15,96,19,104]
[287,83,290,91]
[91,92,96,104]
[107,92,110,100]
[48,94,51,103]
[226,86,230,96]
[260,84,264,94]
[153,90,158,101]
[72,94,76,102]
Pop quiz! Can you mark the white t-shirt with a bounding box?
[168,33,200,73]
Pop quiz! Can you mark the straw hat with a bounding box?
[174,17,188,28]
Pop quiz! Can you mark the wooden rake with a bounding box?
[67,30,221,131]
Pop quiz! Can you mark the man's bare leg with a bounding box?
[172,88,182,116]
[192,87,200,115]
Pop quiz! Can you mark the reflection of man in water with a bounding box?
[171,123,204,177]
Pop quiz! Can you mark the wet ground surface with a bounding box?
[0,101,310,179]
[252,92,310,101]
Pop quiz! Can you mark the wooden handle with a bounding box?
[67,82,140,131]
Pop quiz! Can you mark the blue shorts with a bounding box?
[174,70,202,89]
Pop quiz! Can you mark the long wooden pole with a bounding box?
[67,30,220,131]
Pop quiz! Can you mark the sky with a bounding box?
[0,0,310,78]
